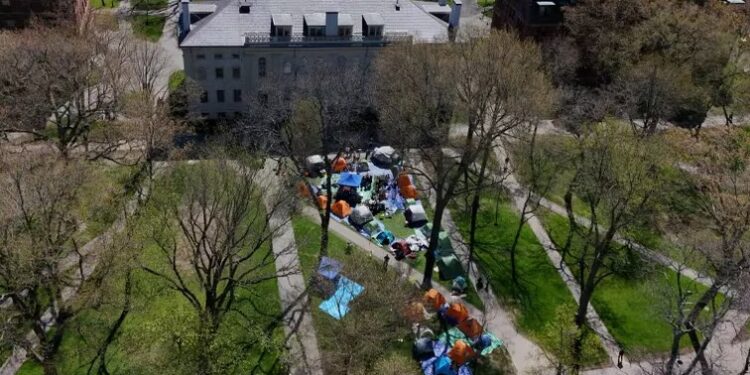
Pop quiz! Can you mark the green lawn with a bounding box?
[89,0,119,9]
[17,164,285,374]
[132,15,166,41]
[452,198,609,366]
[539,209,722,357]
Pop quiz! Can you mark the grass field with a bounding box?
[89,0,119,9]
[16,164,285,374]
[452,198,609,366]
[539,209,722,357]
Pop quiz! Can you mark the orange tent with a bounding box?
[332,200,352,217]
[397,173,412,190]
[317,195,328,210]
[332,157,347,173]
[297,181,311,198]
[446,303,469,324]
[401,184,418,199]
[448,340,476,365]
[423,289,446,310]
[458,318,483,339]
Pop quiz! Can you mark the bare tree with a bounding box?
[142,158,296,374]
[128,39,168,98]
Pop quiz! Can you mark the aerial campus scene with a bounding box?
[0,0,749,374]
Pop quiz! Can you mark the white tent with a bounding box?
[405,204,427,224]
[305,155,326,175]
[371,146,401,168]
[349,205,374,226]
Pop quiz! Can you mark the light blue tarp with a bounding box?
[319,276,364,320]
[338,173,362,188]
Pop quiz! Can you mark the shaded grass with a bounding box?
[17,164,284,374]
[89,0,119,9]
[453,197,609,366]
[132,15,165,41]
[539,209,721,357]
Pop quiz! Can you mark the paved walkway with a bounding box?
[0,162,166,375]
[259,160,323,375]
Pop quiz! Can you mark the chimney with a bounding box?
[449,0,462,29]
[438,0,446,6]
[180,0,190,39]
[325,12,338,37]
[395,0,401,10]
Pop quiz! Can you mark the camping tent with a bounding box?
[401,184,418,199]
[448,340,475,366]
[444,303,469,325]
[332,157,347,173]
[318,257,342,280]
[420,224,453,254]
[338,172,363,188]
[397,173,412,190]
[305,155,325,176]
[373,230,395,246]
[371,146,401,168]
[437,255,463,281]
[458,318,483,339]
[332,200,352,218]
[363,220,384,236]
[405,204,428,227]
[424,289,446,311]
[317,195,328,210]
[349,205,374,226]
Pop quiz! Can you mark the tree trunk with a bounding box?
[467,149,490,268]
[319,166,334,262]
[422,202,447,289]
[665,330,684,375]
[508,193,530,288]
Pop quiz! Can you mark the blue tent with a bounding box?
[318,257,342,280]
[338,173,363,188]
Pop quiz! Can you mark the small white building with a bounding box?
[178,0,461,118]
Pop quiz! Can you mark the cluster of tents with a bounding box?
[413,289,504,375]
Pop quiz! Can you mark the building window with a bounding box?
[234,89,242,102]
[239,5,250,13]
[197,67,207,80]
[338,27,352,37]
[232,53,240,59]
[197,53,206,60]
[200,91,208,103]
[232,67,241,79]
[215,67,224,79]
[308,27,324,37]
[217,90,225,103]
[258,57,266,77]
[283,62,292,75]
[214,53,223,60]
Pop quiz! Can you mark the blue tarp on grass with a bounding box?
[317,257,342,280]
[319,276,364,320]
[338,173,363,188]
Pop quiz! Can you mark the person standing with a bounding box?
[383,254,390,271]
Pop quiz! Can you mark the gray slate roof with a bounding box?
[180,0,449,47]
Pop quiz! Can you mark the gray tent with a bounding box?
[305,155,325,176]
[405,204,428,227]
[349,205,374,226]
[371,146,401,168]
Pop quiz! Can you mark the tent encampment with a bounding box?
[401,184,418,199]
[332,157,347,173]
[458,318,483,339]
[437,255,463,281]
[371,146,401,168]
[349,205,374,226]
[373,230,395,246]
[338,172,363,188]
[318,257,342,280]
[424,289,446,311]
[405,204,428,227]
[305,155,326,176]
[332,200,352,218]
[448,340,475,366]
[444,303,469,325]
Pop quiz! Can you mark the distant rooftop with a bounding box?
[180,0,450,47]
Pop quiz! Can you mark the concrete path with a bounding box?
[259,160,323,375]
[0,162,166,375]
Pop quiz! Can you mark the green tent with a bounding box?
[419,224,454,256]
[436,254,463,281]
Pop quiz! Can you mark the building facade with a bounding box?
[179,0,461,118]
